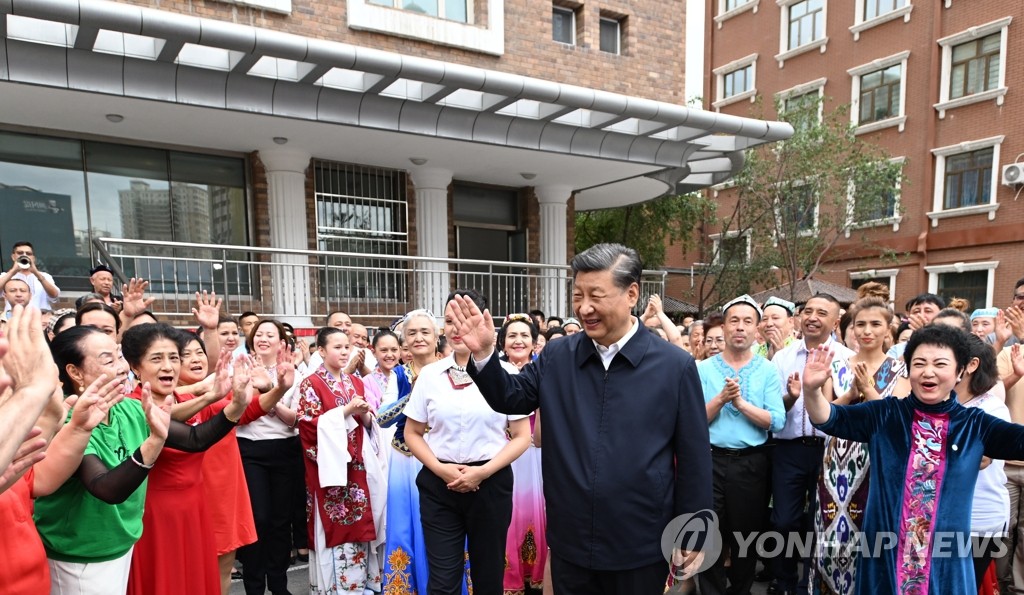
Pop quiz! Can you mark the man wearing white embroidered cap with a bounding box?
[768,293,854,595]
[697,294,785,595]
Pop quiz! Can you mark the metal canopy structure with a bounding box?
[0,0,792,208]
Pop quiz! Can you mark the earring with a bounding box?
[956,375,963,383]
[78,385,85,393]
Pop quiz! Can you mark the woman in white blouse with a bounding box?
[404,290,532,594]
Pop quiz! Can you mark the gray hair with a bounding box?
[570,243,642,290]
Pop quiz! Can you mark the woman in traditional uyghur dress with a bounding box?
[810,298,909,595]
[378,309,450,595]
[295,327,387,594]
[498,313,548,595]
[803,324,1024,595]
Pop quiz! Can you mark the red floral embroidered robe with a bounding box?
[297,366,376,548]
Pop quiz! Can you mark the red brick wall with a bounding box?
[693,0,1024,311]
[116,0,687,104]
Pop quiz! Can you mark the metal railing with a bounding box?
[93,237,666,328]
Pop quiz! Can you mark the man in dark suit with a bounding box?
[451,242,713,595]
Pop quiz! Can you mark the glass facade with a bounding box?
[0,131,248,291]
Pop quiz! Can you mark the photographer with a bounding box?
[0,242,59,316]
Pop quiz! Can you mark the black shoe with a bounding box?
[230,569,242,580]
[296,552,309,563]
[755,568,774,582]
[766,581,782,595]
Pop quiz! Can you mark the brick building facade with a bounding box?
[667,0,1024,313]
[0,0,788,325]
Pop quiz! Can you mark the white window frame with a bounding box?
[845,156,904,235]
[849,50,909,134]
[552,5,576,45]
[715,0,760,28]
[934,17,1011,119]
[775,0,828,68]
[710,230,752,265]
[926,261,999,308]
[928,135,1003,227]
[347,0,504,56]
[712,54,758,110]
[216,0,292,13]
[850,0,912,41]
[849,268,900,305]
[599,16,622,55]
[776,77,827,123]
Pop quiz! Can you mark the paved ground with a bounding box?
[229,563,309,595]
[228,562,778,594]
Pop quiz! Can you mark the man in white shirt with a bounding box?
[0,241,59,316]
[769,293,854,595]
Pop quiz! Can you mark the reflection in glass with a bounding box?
[0,133,90,287]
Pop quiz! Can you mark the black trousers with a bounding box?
[417,463,514,595]
[770,439,824,590]
[550,551,669,595]
[698,449,771,595]
[237,436,300,595]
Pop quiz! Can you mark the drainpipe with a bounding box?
[918,2,943,294]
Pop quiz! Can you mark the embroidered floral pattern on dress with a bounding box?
[895,411,949,595]
[383,547,414,595]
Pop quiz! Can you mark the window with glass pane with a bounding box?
[950,33,1001,100]
[718,235,749,264]
[0,132,249,292]
[781,186,817,233]
[937,270,988,310]
[788,0,824,50]
[855,168,898,222]
[314,160,408,301]
[0,132,90,288]
[553,6,575,44]
[784,91,819,132]
[397,0,468,22]
[943,148,993,210]
[864,0,905,21]
[859,64,901,124]
[725,0,752,11]
[852,277,891,292]
[723,65,752,98]
[600,18,620,54]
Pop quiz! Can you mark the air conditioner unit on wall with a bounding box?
[1003,163,1024,186]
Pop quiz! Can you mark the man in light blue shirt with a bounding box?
[698,295,785,595]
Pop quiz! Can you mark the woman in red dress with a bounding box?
[173,331,295,594]
[121,323,254,595]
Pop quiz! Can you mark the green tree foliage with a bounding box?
[698,95,906,304]
[574,192,713,269]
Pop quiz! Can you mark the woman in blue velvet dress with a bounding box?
[803,325,1024,595]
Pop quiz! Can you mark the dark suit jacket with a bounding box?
[469,322,712,570]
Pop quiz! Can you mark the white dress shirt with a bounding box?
[771,337,856,439]
[404,355,526,464]
[594,318,640,370]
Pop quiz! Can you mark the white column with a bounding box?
[260,148,313,327]
[536,185,572,317]
[411,168,453,316]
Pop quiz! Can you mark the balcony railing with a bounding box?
[93,237,666,328]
